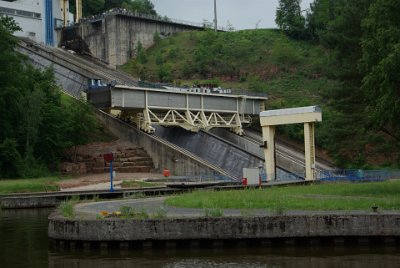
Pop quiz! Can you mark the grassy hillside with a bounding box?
[122,29,339,107]
[121,29,397,168]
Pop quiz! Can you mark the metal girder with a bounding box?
[138,108,251,135]
[105,85,267,135]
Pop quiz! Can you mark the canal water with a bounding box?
[1,209,400,268]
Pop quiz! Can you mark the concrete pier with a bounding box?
[48,212,400,245]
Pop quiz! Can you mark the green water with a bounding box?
[1,209,399,268]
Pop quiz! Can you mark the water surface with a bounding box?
[1,209,399,268]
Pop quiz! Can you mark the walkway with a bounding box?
[75,196,393,219]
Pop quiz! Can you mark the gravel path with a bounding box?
[58,172,164,190]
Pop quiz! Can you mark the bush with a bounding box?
[0,139,22,178]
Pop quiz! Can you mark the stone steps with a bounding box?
[60,145,154,175]
[92,166,153,173]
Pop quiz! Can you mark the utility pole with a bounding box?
[214,0,217,32]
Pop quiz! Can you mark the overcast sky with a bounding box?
[151,0,314,30]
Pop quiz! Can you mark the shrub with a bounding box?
[59,200,74,218]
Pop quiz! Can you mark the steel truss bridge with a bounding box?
[87,85,268,135]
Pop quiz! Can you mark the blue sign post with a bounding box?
[109,160,114,192]
[104,153,114,192]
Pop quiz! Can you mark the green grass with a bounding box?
[203,207,224,217]
[119,206,149,219]
[165,180,400,211]
[152,206,168,219]
[121,180,161,188]
[59,200,75,218]
[59,196,80,218]
[0,177,60,194]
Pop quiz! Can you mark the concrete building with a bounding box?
[0,0,72,46]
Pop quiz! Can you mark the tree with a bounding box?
[275,0,305,39]
[82,0,105,16]
[78,0,158,16]
[104,0,124,10]
[303,0,375,165]
[122,0,157,15]
[0,16,100,178]
[305,0,337,41]
[360,0,400,144]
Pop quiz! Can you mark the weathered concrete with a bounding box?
[79,14,202,67]
[154,127,262,179]
[210,128,306,176]
[96,110,232,178]
[48,213,400,242]
[0,188,184,209]
[18,43,88,97]
[1,196,61,209]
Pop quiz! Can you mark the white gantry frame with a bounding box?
[260,106,322,181]
[137,91,252,135]
[140,108,250,135]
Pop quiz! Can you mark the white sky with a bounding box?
[151,0,314,30]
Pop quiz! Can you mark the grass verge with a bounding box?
[121,180,161,188]
[0,177,60,194]
[165,180,400,211]
[59,196,80,218]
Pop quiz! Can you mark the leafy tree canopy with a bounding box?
[360,0,400,142]
[0,16,99,178]
[275,0,306,39]
[78,0,157,16]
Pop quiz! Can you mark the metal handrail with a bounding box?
[317,169,400,182]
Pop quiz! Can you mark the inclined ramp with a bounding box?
[17,39,327,180]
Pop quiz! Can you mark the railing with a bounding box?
[165,172,234,182]
[79,8,227,31]
[258,169,400,183]
[317,169,400,182]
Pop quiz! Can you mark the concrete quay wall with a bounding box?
[1,196,61,209]
[48,214,400,242]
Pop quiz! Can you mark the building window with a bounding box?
[0,7,41,19]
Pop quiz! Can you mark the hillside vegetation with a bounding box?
[120,29,355,167]
[120,0,400,169]
[0,16,112,179]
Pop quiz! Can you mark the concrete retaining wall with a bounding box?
[0,188,187,209]
[80,15,200,67]
[96,111,218,176]
[1,196,61,209]
[48,213,400,241]
[210,128,305,175]
[154,127,261,179]
[18,46,88,97]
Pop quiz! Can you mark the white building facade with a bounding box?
[0,0,71,46]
